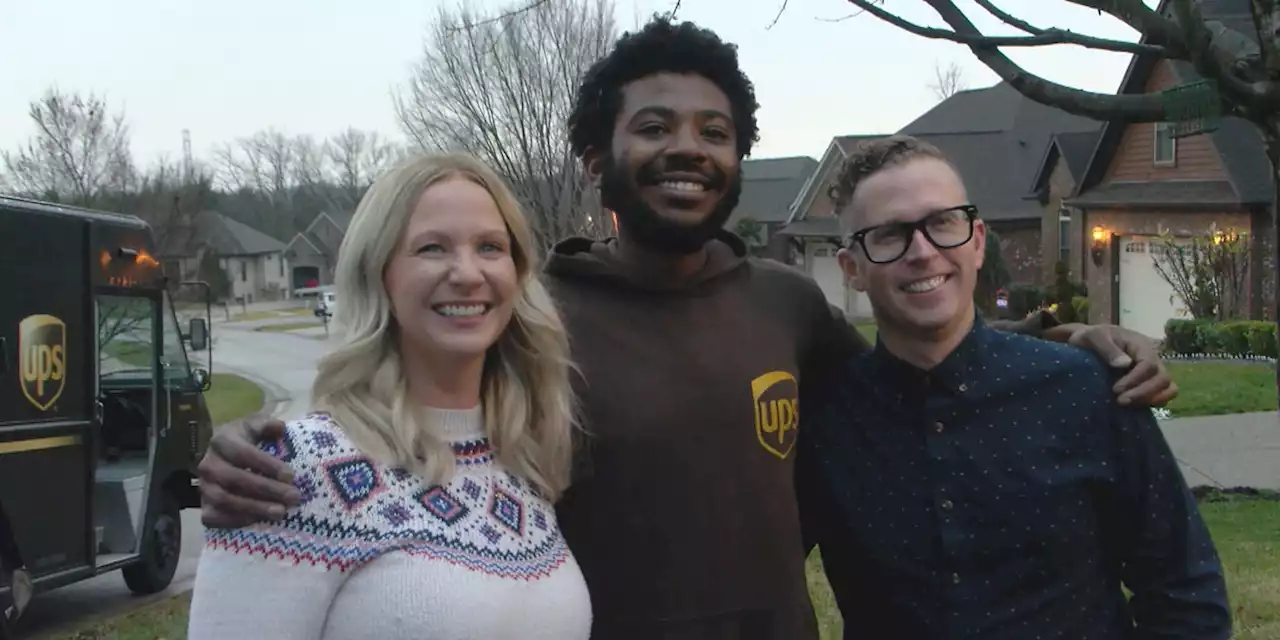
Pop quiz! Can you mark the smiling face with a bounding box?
[838,157,985,339]
[589,72,743,254]
[383,176,519,369]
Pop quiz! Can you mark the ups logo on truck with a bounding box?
[19,314,67,411]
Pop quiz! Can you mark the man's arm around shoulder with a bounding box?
[1104,397,1231,638]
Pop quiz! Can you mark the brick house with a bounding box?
[778,83,1100,316]
[285,211,353,291]
[161,211,291,303]
[1048,0,1275,339]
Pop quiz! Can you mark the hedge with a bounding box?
[1163,318,1278,359]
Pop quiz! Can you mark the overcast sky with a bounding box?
[1,0,1149,168]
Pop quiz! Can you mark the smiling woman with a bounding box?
[186,153,591,640]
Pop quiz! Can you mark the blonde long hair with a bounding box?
[311,152,577,501]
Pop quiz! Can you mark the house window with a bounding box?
[1057,213,1071,264]
[240,260,247,282]
[1153,122,1177,165]
[278,254,285,277]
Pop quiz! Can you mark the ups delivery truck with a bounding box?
[0,195,215,628]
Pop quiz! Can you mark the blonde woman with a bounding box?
[187,153,591,639]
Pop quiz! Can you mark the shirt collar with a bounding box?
[868,313,991,398]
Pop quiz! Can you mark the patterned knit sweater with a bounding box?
[187,408,592,640]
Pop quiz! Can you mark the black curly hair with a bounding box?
[568,15,760,160]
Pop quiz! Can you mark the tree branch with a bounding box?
[444,0,552,34]
[846,0,1168,56]
[1062,0,1189,55]
[844,0,1172,122]
[972,0,1044,35]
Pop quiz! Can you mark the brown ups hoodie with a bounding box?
[544,230,869,640]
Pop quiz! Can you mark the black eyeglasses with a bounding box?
[847,205,978,264]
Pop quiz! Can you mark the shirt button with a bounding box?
[941,499,954,510]
[958,383,968,392]
[952,573,961,585]
[934,422,945,433]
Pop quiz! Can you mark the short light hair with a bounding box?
[827,135,957,235]
[312,152,578,501]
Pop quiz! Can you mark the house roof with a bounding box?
[193,211,286,256]
[727,156,820,227]
[1027,129,1103,198]
[784,81,1099,235]
[1073,0,1272,208]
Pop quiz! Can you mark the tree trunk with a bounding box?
[1267,127,1280,412]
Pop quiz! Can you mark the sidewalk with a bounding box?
[1160,411,1280,490]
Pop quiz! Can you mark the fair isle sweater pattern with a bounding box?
[204,414,571,580]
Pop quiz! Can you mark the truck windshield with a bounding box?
[98,294,157,381]
[161,293,194,381]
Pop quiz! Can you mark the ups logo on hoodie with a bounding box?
[751,371,799,459]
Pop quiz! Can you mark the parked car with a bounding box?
[314,291,336,318]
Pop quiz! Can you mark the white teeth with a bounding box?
[659,181,705,192]
[902,275,947,293]
[435,304,487,317]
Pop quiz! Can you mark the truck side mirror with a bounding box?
[189,318,209,352]
[192,367,212,391]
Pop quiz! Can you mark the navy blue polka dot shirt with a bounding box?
[797,315,1231,639]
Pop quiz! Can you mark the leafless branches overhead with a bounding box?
[842,0,1280,122]
[395,0,620,247]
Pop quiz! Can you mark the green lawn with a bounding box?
[254,320,324,333]
[1165,361,1278,417]
[46,591,192,639]
[205,373,266,426]
[808,494,1280,639]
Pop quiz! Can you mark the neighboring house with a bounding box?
[1053,0,1274,340]
[162,211,291,303]
[779,83,1100,316]
[725,156,820,253]
[286,211,353,290]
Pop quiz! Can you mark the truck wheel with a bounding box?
[122,495,181,595]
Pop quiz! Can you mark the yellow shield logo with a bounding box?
[752,371,799,459]
[19,314,67,411]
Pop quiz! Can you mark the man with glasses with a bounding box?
[796,135,1230,639]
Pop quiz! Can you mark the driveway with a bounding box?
[14,327,326,638]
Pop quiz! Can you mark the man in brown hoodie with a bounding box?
[193,16,1177,640]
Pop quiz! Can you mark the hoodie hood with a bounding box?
[544,229,749,292]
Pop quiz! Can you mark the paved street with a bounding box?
[14,324,327,638]
[1163,411,1280,490]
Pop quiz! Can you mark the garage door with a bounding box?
[1118,235,1190,341]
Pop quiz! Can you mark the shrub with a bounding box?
[1070,296,1089,322]
[1164,318,1278,359]
[1007,284,1049,318]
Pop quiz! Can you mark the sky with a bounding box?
[0,0,1151,169]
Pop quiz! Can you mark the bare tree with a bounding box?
[325,128,401,205]
[394,0,619,247]
[928,61,968,101]
[837,0,1280,403]
[1,88,135,206]
[215,129,300,210]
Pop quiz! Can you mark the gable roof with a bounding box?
[726,156,819,227]
[196,211,287,256]
[786,82,1099,228]
[1028,129,1103,198]
[1073,0,1271,207]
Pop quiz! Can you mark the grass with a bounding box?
[807,493,1280,639]
[228,307,313,322]
[44,591,192,640]
[1165,361,1278,417]
[253,320,324,333]
[205,373,266,426]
